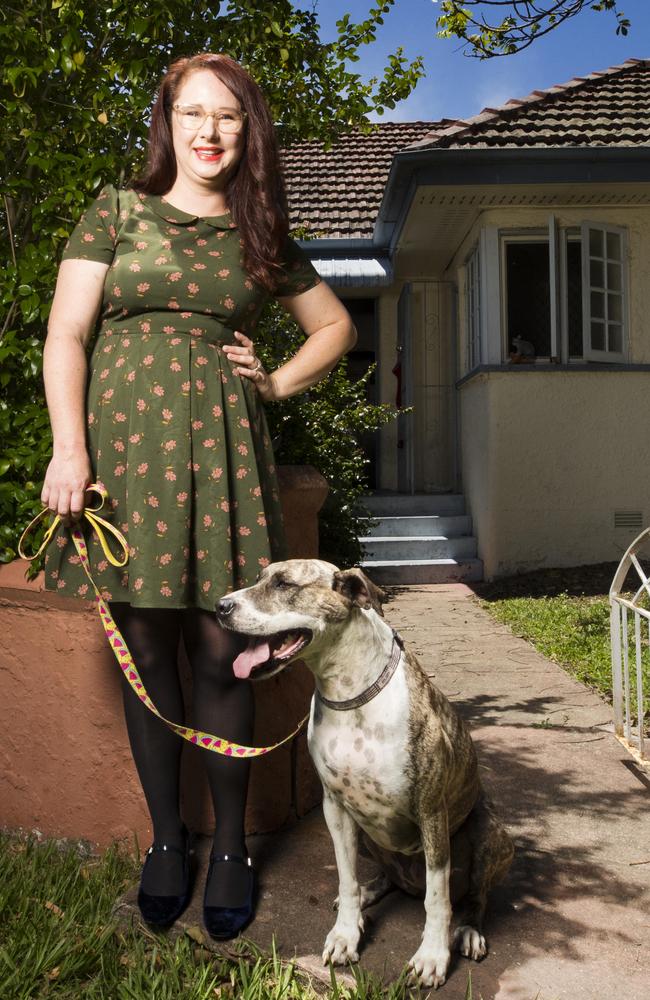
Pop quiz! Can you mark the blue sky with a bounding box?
[297,0,649,123]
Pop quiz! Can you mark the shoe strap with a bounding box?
[209,853,252,867]
[146,842,188,859]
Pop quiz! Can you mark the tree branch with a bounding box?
[436,0,629,57]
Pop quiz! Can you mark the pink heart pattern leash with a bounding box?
[18,483,309,758]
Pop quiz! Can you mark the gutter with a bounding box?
[375,144,650,251]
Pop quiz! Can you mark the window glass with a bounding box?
[590,258,605,288]
[589,229,604,257]
[590,290,605,319]
[609,324,623,353]
[606,231,621,260]
[506,242,550,358]
[591,321,605,351]
[608,293,622,324]
[607,261,622,293]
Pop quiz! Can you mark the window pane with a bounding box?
[567,240,583,358]
[591,321,605,351]
[607,293,622,324]
[608,323,622,354]
[607,261,622,292]
[506,242,550,358]
[606,231,621,261]
[589,228,604,257]
[590,258,605,288]
[590,290,605,319]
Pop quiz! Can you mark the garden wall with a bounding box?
[0,466,326,849]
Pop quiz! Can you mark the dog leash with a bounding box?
[18,484,309,758]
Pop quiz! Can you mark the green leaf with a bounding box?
[0,0,418,566]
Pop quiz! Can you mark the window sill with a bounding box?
[457,362,650,388]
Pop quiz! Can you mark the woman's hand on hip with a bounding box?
[41,449,93,527]
[223,331,278,403]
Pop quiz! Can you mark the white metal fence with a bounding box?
[610,528,650,761]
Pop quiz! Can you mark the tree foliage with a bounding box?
[435,1,631,57]
[0,0,423,567]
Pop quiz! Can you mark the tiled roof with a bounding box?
[283,60,650,239]
[282,121,444,239]
[408,58,650,150]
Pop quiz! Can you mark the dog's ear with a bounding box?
[332,568,386,616]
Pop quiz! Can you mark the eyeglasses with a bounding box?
[172,105,247,134]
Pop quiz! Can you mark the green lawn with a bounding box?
[475,563,649,729]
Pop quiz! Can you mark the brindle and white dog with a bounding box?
[216,559,513,989]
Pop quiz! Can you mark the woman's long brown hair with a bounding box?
[133,53,289,293]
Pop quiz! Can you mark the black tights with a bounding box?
[109,602,253,904]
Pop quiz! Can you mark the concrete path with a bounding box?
[118,584,650,998]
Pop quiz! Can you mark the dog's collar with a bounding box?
[315,629,405,712]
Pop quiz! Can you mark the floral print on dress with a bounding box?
[44,185,321,611]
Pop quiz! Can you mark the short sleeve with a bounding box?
[61,184,119,264]
[274,237,322,297]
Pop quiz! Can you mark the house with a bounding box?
[283,58,650,580]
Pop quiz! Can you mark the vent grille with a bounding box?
[614,510,644,530]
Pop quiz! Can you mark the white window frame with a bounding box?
[559,227,583,363]
[465,244,481,369]
[479,226,500,364]
[467,218,630,368]
[581,222,628,363]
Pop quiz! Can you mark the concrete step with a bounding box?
[359,494,465,517]
[359,558,484,585]
[360,535,478,561]
[360,514,472,538]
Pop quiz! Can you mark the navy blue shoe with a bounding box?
[203,853,256,940]
[137,834,192,928]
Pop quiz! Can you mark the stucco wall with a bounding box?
[0,467,326,848]
[460,370,650,577]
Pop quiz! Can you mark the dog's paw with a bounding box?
[453,925,487,961]
[322,917,364,965]
[407,944,450,989]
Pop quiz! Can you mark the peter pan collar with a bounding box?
[143,193,237,230]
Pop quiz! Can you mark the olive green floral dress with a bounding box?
[43,184,321,611]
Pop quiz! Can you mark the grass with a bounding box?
[0,831,434,1000]
[475,563,649,730]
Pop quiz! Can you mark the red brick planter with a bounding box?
[0,465,326,848]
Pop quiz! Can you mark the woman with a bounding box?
[40,53,356,938]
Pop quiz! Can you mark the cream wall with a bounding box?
[447,204,650,366]
[460,369,650,578]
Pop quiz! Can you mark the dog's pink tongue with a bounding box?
[233,638,271,679]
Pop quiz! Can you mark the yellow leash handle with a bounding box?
[18,484,128,567]
[18,484,308,758]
